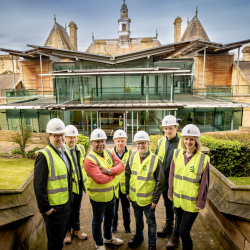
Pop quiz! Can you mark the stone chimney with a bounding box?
[242,46,250,61]
[174,17,182,43]
[68,21,78,51]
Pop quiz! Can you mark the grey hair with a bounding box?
[181,136,201,152]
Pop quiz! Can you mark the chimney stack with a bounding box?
[174,17,182,43]
[68,21,78,51]
[242,46,250,61]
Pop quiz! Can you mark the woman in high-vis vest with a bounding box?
[168,125,210,250]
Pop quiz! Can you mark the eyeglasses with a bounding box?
[136,142,147,146]
[51,133,65,138]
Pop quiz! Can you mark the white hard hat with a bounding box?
[181,124,201,137]
[161,115,179,127]
[134,131,150,142]
[90,129,107,141]
[46,118,66,134]
[113,129,127,139]
[65,125,79,136]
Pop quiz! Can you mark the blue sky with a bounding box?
[0,0,249,54]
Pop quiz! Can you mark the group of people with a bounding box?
[34,115,210,250]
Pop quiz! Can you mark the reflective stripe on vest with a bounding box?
[76,144,88,190]
[40,146,69,206]
[157,137,181,163]
[173,149,209,212]
[113,147,132,194]
[129,151,158,206]
[86,149,119,202]
[63,145,79,194]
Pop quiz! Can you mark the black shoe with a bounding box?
[148,245,156,250]
[125,227,131,233]
[112,227,117,233]
[128,235,144,248]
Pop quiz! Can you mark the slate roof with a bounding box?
[181,16,210,42]
[0,74,20,97]
[44,22,71,50]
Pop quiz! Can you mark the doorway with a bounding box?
[99,112,125,144]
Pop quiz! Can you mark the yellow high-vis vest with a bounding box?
[39,145,78,206]
[112,147,132,194]
[173,149,210,212]
[86,149,119,202]
[156,136,181,163]
[75,144,88,190]
[129,150,159,206]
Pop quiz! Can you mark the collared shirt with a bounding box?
[114,146,127,160]
[50,143,70,172]
[93,149,104,158]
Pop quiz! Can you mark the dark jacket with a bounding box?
[74,145,86,192]
[125,152,165,205]
[33,143,73,213]
[155,134,180,182]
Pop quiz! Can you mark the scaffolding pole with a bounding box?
[202,48,206,96]
[11,55,16,91]
[40,54,44,98]
[235,47,241,94]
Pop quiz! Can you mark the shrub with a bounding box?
[11,148,23,155]
[149,134,163,153]
[77,134,90,152]
[11,125,32,158]
[200,135,250,177]
[26,147,40,159]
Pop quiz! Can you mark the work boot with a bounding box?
[64,231,72,244]
[73,230,87,240]
[128,235,144,248]
[157,223,174,237]
[148,245,156,250]
[95,245,106,250]
[166,231,180,249]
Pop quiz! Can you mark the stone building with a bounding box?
[86,0,161,57]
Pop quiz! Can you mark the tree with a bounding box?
[11,125,32,158]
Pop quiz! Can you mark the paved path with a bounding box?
[63,192,224,250]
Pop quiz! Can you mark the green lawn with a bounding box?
[0,158,35,189]
[228,177,250,186]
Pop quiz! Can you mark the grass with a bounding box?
[0,158,35,189]
[228,177,250,186]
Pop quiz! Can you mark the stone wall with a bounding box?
[0,172,47,249]
[0,130,48,145]
[199,166,250,250]
[0,55,19,74]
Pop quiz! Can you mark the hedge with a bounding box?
[149,133,250,177]
[77,134,91,152]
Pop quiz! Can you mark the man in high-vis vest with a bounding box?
[64,125,88,244]
[125,131,164,250]
[111,129,132,234]
[119,116,123,128]
[155,115,181,249]
[34,118,76,250]
[84,129,124,250]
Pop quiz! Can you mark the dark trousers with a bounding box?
[67,183,83,231]
[42,208,69,250]
[175,207,198,250]
[90,195,116,246]
[113,189,131,229]
[131,201,157,246]
[162,183,179,233]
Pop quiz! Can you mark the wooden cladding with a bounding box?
[20,61,53,92]
[194,55,234,89]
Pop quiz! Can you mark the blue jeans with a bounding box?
[90,195,116,246]
[131,201,157,246]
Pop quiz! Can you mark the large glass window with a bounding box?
[6,110,22,131]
